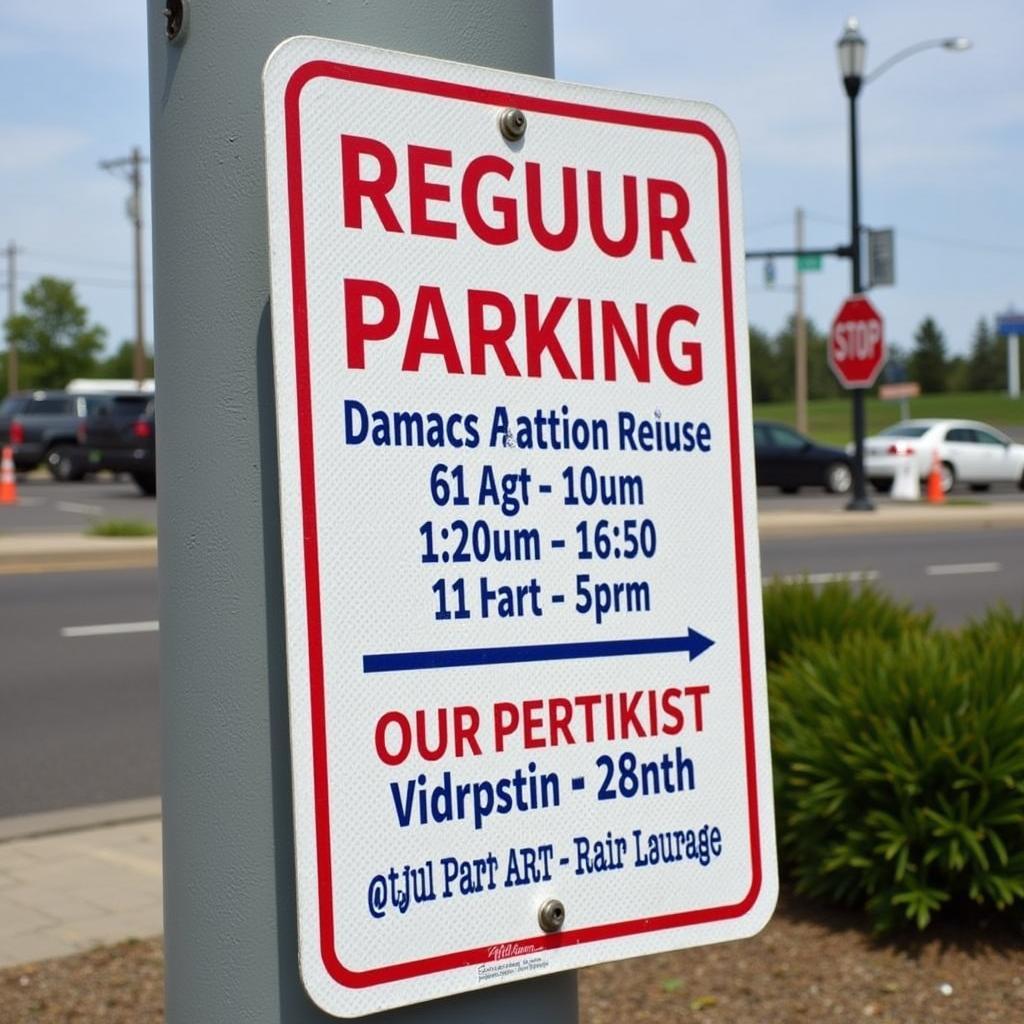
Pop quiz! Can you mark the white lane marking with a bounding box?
[11,496,45,507]
[925,562,1002,576]
[765,570,880,586]
[56,501,104,515]
[61,620,160,638]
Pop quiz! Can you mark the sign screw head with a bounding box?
[538,898,565,933]
[498,107,528,142]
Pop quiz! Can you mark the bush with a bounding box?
[770,626,1024,931]
[761,578,932,668]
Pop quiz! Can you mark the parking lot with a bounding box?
[0,476,158,534]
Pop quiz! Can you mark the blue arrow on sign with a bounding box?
[363,629,714,673]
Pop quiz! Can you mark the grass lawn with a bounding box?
[753,391,1024,446]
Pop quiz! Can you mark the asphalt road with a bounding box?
[0,567,159,818]
[2,477,1020,536]
[0,476,157,533]
[0,524,1020,819]
[760,527,1024,626]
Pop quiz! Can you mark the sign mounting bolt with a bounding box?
[164,0,189,45]
[498,107,527,141]
[538,898,565,933]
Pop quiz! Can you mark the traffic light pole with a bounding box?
[147,3,574,1022]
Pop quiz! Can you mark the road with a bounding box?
[0,476,157,533]
[760,528,1024,626]
[0,568,159,819]
[0,522,1020,819]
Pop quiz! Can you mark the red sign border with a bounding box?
[282,58,765,989]
[829,294,886,389]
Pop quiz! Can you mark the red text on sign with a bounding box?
[340,134,697,262]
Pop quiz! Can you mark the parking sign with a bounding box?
[264,36,776,1017]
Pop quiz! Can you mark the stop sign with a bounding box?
[829,295,885,388]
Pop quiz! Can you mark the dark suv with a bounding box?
[0,389,112,480]
[78,395,156,495]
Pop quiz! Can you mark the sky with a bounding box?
[0,1,1021,361]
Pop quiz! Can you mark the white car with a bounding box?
[860,419,1024,494]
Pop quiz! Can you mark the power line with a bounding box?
[895,229,1024,257]
[804,211,1024,256]
[10,266,138,289]
[745,215,796,235]
[19,247,133,272]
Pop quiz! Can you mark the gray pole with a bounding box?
[147,4,571,1023]
[1008,334,1020,399]
[5,241,15,395]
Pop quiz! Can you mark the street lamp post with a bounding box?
[838,18,871,509]
[835,17,971,511]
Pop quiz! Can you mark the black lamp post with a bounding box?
[835,18,971,511]
[837,17,873,510]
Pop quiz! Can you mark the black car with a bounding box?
[753,420,853,494]
[78,395,156,495]
[0,389,110,479]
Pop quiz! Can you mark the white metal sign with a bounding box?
[263,36,775,1018]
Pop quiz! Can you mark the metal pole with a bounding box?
[5,241,16,394]
[131,147,146,387]
[1009,334,1020,399]
[147,4,571,1023]
[794,208,807,434]
[845,90,874,510]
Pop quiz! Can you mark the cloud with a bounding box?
[0,124,87,171]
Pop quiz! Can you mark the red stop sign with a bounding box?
[829,295,885,388]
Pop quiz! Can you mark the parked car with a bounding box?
[753,421,853,494]
[78,395,156,495]
[861,419,1024,494]
[0,389,113,479]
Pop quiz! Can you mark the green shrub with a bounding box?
[959,603,1024,653]
[761,578,932,668]
[770,627,1024,932]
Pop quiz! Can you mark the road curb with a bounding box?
[0,534,158,574]
[758,502,1024,539]
[1,505,1022,570]
[0,797,162,844]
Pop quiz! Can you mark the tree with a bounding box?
[97,340,154,380]
[4,277,106,390]
[774,315,842,401]
[965,318,1004,392]
[748,325,782,403]
[908,317,948,393]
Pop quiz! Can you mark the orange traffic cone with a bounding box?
[926,449,945,505]
[0,446,16,505]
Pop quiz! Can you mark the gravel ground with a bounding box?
[1,892,1022,1023]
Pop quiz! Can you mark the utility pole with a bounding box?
[5,241,16,394]
[148,4,568,1023]
[794,209,807,434]
[100,147,147,387]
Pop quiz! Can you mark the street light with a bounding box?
[836,17,971,511]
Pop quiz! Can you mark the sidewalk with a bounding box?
[0,532,157,574]
[0,801,162,970]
